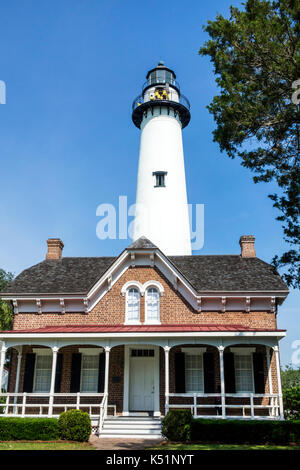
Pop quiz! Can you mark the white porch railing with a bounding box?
[166,393,282,420]
[0,392,109,419]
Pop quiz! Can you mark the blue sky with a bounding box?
[0,0,298,365]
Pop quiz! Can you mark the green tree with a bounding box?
[199,0,300,288]
[281,364,300,388]
[283,386,300,419]
[0,269,14,330]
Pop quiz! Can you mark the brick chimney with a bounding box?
[46,238,64,260]
[239,235,256,258]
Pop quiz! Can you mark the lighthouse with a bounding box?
[132,62,192,255]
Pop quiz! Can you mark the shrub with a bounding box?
[0,417,59,440]
[283,386,300,420]
[191,418,300,445]
[58,409,91,442]
[287,420,300,443]
[0,395,5,414]
[162,410,192,441]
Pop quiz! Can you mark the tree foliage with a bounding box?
[281,366,300,419]
[0,269,14,330]
[283,386,300,419]
[199,0,300,288]
[281,363,300,388]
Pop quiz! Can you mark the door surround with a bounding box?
[123,344,160,416]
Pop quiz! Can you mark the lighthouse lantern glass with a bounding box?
[149,69,175,87]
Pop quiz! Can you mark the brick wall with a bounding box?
[159,344,279,416]
[12,266,277,330]
[8,345,124,414]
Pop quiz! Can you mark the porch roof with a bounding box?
[0,324,286,334]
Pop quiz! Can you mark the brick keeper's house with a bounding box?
[0,63,289,438]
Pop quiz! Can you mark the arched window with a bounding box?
[145,287,160,323]
[126,287,141,323]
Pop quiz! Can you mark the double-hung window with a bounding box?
[185,353,204,393]
[126,287,140,323]
[145,287,160,323]
[80,354,99,393]
[234,354,254,392]
[33,354,52,393]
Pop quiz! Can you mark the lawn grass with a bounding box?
[148,442,300,451]
[0,440,95,450]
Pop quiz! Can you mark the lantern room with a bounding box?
[132,61,191,129]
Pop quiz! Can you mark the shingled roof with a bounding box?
[1,257,116,295]
[127,236,158,250]
[1,250,287,295]
[169,255,287,292]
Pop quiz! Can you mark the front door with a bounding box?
[129,349,155,411]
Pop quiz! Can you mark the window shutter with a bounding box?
[23,353,36,392]
[203,352,215,393]
[98,353,106,393]
[253,353,265,393]
[54,353,63,393]
[70,353,82,393]
[224,352,236,393]
[175,352,185,393]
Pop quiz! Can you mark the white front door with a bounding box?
[129,351,155,411]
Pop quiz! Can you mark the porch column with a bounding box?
[266,347,273,394]
[13,347,23,413]
[0,342,7,392]
[14,348,23,394]
[218,346,226,418]
[164,346,170,416]
[266,347,274,416]
[273,344,284,420]
[48,346,58,417]
[104,347,111,395]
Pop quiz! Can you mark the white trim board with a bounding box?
[0,331,286,340]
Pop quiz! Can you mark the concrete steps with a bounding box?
[99,416,162,439]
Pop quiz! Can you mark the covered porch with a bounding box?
[0,325,286,434]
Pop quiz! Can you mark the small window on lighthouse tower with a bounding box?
[153,171,167,187]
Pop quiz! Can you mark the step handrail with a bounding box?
[98,392,108,434]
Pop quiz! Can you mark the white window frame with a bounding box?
[32,349,52,393]
[79,350,101,393]
[231,348,255,393]
[182,348,206,393]
[145,286,161,324]
[125,286,141,325]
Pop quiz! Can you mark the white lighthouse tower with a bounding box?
[132,62,191,255]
